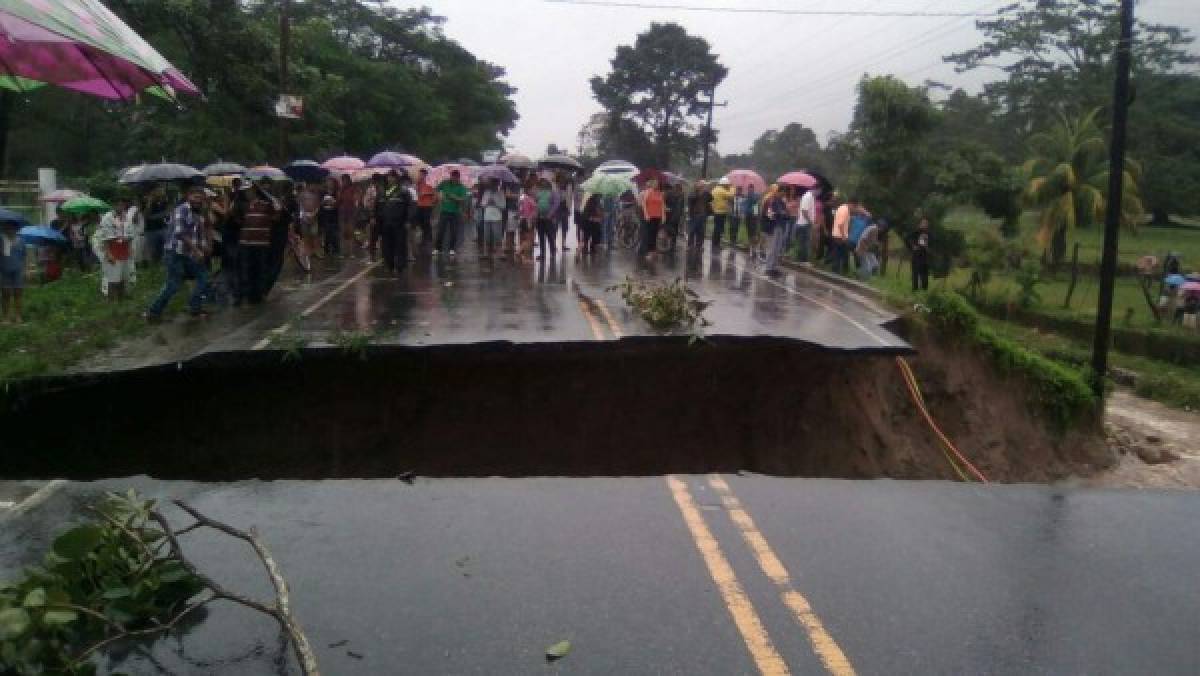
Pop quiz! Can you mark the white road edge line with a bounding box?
[729,254,893,347]
[252,262,380,350]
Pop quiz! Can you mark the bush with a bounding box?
[924,290,1096,429]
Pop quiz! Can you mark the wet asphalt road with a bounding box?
[199,241,908,356]
[3,477,1200,675]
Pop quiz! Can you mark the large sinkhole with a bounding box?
[1,338,1103,482]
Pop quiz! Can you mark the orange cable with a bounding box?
[896,357,990,484]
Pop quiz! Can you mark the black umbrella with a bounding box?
[538,154,583,172]
[284,160,330,183]
[119,163,203,184]
[203,161,248,177]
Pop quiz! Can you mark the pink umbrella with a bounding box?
[427,163,476,188]
[777,171,819,189]
[322,155,364,172]
[724,169,766,194]
[0,2,199,101]
[1182,281,1200,298]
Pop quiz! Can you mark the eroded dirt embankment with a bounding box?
[1,323,1112,482]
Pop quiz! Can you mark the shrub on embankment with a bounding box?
[918,290,1098,431]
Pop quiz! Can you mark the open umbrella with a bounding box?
[0,2,199,101]
[777,171,820,189]
[428,163,476,188]
[39,188,84,203]
[60,195,110,215]
[500,153,535,170]
[724,169,766,194]
[0,208,32,229]
[202,161,247,177]
[367,152,425,169]
[474,164,519,185]
[120,163,202,184]
[18,224,68,247]
[245,165,290,182]
[322,155,365,172]
[284,160,329,183]
[581,173,635,198]
[457,158,480,167]
[539,154,583,172]
[1182,281,1200,300]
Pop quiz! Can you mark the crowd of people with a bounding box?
[0,162,939,325]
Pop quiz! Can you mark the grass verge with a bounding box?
[0,265,181,383]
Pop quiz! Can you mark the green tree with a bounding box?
[743,123,826,182]
[1022,108,1144,267]
[848,75,963,276]
[944,0,1197,219]
[590,23,727,169]
[1,1,517,178]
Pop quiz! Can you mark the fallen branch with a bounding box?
[171,500,320,676]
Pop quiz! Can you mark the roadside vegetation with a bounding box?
[0,267,179,384]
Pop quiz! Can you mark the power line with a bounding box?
[544,0,997,17]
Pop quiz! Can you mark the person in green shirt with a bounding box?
[434,170,469,257]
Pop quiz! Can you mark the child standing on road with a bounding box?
[1,220,27,323]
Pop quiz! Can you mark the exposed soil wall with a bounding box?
[1,330,1113,482]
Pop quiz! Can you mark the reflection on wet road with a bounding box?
[207,246,909,354]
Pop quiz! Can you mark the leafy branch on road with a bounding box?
[0,490,319,675]
[268,331,310,363]
[607,276,712,342]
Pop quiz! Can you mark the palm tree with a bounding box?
[1022,108,1144,268]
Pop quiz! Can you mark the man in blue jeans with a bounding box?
[144,185,212,320]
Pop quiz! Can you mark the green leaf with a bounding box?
[41,608,78,625]
[545,640,571,661]
[102,586,132,600]
[22,588,46,608]
[0,607,30,639]
[53,525,105,560]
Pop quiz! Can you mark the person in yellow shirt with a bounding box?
[710,178,734,250]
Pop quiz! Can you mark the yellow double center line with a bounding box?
[666,475,856,676]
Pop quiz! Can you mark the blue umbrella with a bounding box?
[0,208,32,229]
[1165,274,1186,287]
[18,225,68,247]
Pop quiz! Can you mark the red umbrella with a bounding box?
[724,170,766,193]
[777,171,820,189]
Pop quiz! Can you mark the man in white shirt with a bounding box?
[794,188,817,262]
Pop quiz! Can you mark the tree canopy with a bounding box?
[590,23,727,169]
[0,0,518,179]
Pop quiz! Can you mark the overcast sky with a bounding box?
[417,0,1199,157]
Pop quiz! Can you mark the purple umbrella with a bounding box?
[367,152,426,169]
[0,2,199,101]
[474,164,519,185]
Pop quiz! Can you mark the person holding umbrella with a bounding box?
[710,177,734,251]
[1,218,26,323]
[144,185,213,321]
[92,195,139,300]
[377,170,415,273]
[640,179,665,261]
[415,167,436,252]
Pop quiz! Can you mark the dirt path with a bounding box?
[1086,389,1200,489]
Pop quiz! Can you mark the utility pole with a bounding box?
[1091,0,1134,399]
[699,84,726,179]
[278,0,291,163]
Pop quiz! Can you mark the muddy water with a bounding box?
[3,341,919,481]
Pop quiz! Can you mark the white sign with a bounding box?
[482,150,501,164]
[274,94,303,119]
